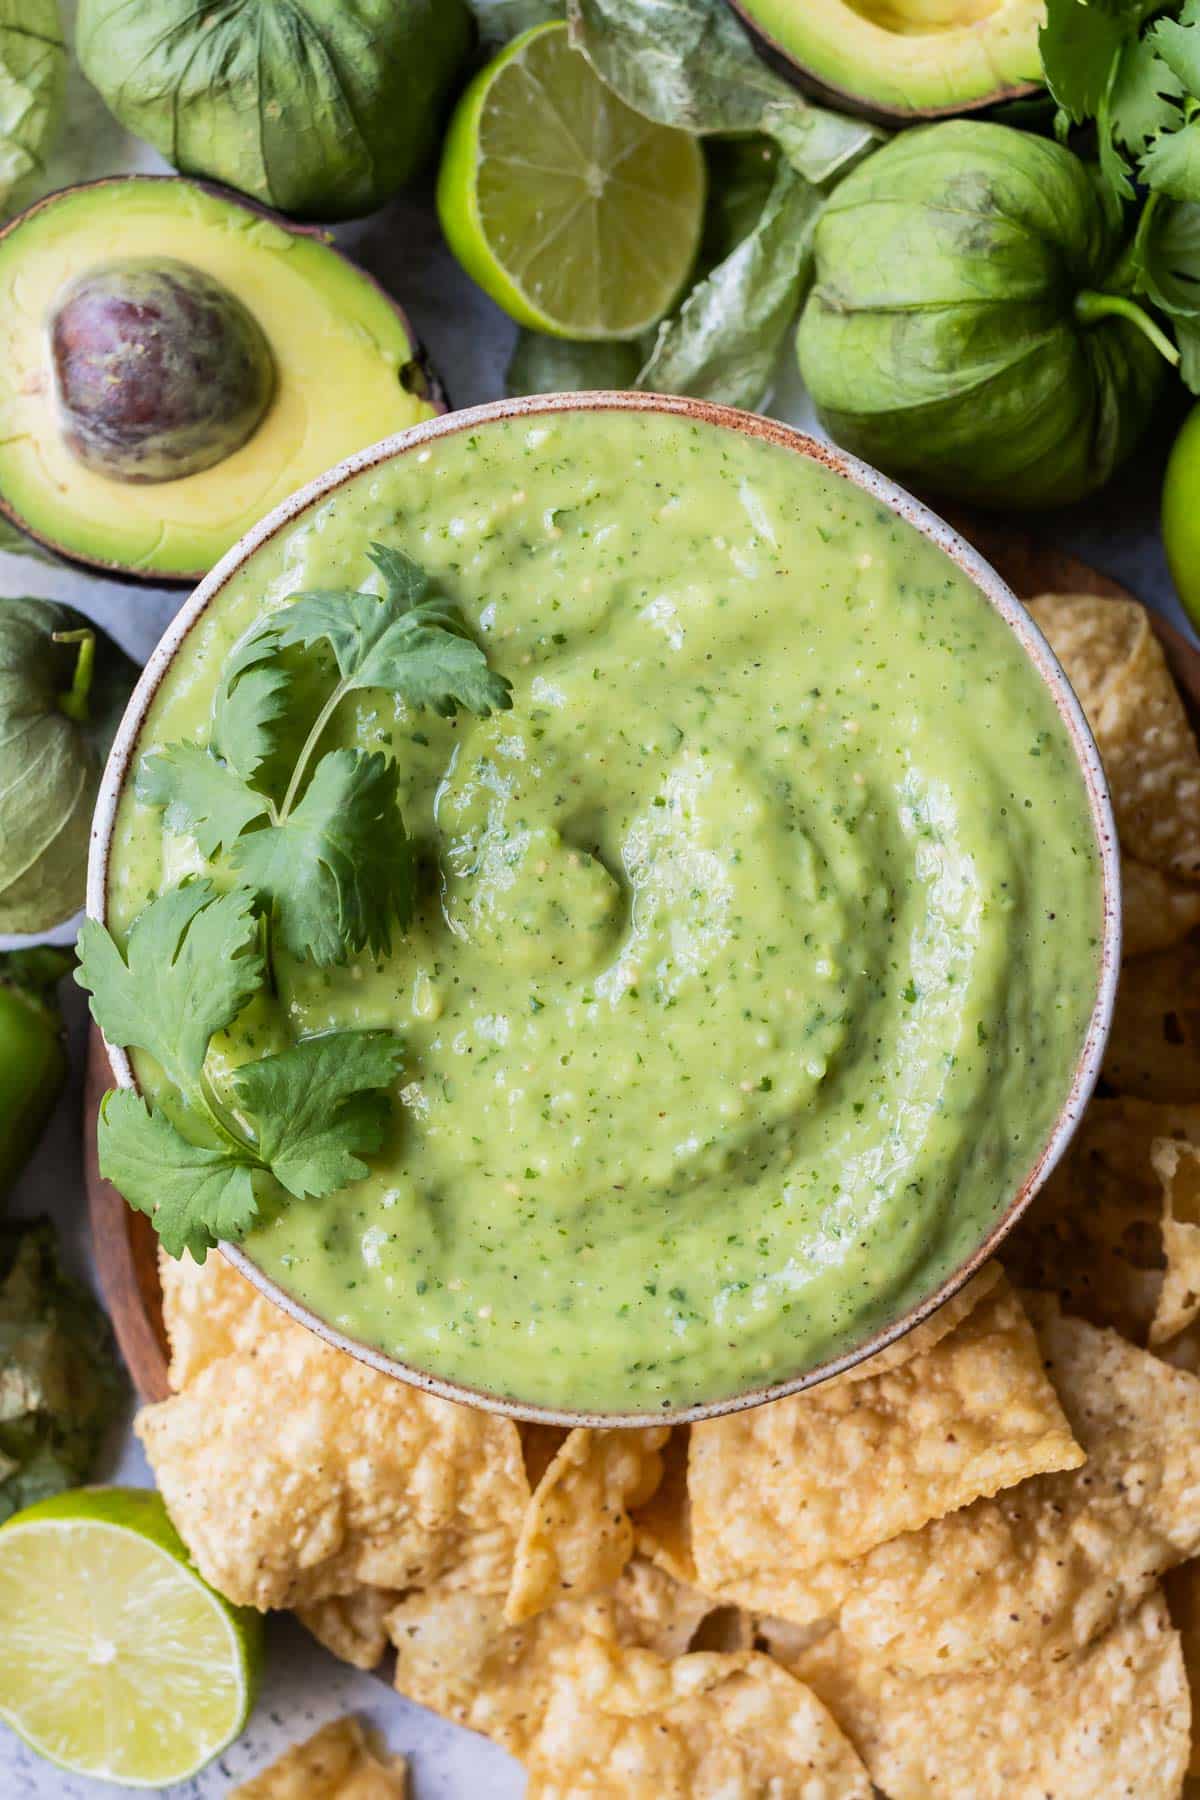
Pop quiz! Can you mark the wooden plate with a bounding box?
[84,536,1200,1403]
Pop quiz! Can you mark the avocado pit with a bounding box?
[50,257,275,483]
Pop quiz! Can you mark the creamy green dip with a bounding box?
[109,408,1103,1413]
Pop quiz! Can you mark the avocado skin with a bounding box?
[723,0,1043,122]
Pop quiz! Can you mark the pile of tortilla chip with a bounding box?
[136,592,1200,1799]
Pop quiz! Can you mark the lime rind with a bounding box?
[438,22,705,341]
[0,1488,263,1787]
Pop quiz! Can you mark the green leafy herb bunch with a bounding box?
[1042,0,1200,386]
[76,546,511,1261]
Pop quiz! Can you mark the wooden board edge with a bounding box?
[85,1029,171,1402]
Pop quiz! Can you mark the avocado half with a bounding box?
[724,0,1043,120]
[0,177,444,582]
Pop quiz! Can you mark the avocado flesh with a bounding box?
[0,179,438,580]
[728,0,1043,117]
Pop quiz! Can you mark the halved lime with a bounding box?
[438,22,706,340]
[0,1487,263,1787]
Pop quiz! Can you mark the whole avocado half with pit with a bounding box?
[724,0,1043,120]
[0,177,444,582]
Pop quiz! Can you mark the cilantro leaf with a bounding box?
[211,624,288,780]
[97,1089,258,1261]
[276,542,513,719]
[1109,35,1185,153]
[1170,310,1200,387]
[1097,86,1138,206]
[1175,315,1200,385]
[128,548,511,981]
[1040,0,1131,124]
[1150,7,1200,94]
[1142,114,1200,198]
[135,743,270,857]
[75,883,263,1091]
[1136,196,1200,314]
[231,1029,405,1197]
[231,750,413,964]
[365,542,431,610]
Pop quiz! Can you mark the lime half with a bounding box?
[0,1487,262,1787]
[438,22,706,340]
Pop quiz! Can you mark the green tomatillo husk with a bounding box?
[796,121,1174,510]
[0,1217,126,1520]
[0,599,138,934]
[0,948,71,1198]
[76,0,472,222]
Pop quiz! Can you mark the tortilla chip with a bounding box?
[1104,940,1200,1101]
[1165,1561,1200,1778]
[386,1586,614,1759]
[136,1326,529,1610]
[297,1586,403,1671]
[687,1277,1080,1591]
[506,1426,669,1624]
[1161,1320,1200,1374]
[808,1300,1200,1675]
[689,1563,858,1631]
[1003,1096,1200,1339]
[755,1616,840,1666]
[784,1591,1189,1800]
[1027,592,1145,715]
[1152,1140,1200,1345]
[158,1248,287,1389]
[1123,858,1200,957]
[1028,593,1200,880]
[521,1423,570,1489]
[525,1640,872,1799]
[823,1262,1002,1392]
[632,1429,697,1587]
[232,1717,407,1798]
[612,1557,717,1659]
[633,1275,1003,1597]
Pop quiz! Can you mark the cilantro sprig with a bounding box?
[136,544,511,964]
[1042,0,1200,387]
[80,546,511,1260]
[77,883,406,1259]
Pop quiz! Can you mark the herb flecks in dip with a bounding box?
[108,409,1103,1412]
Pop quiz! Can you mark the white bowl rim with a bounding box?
[87,390,1122,1426]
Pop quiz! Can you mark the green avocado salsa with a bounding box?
[107,407,1104,1413]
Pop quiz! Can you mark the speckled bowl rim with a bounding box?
[88,391,1122,1427]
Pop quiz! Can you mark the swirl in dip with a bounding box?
[107,406,1105,1413]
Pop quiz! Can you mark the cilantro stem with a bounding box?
[1074,290,1180,367]
[186,1065,263,1168]
[52,629,96,724]
[279,679,350,820]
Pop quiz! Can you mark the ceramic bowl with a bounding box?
[88,392,1122,1424]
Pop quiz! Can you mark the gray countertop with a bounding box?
[3,39,1195,1799]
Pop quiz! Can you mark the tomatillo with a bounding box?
[798,120,1175,509]
[0,949,71,1196]
[1163,403,1200,632]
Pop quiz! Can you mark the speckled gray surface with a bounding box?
[3,28,1196,1798]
